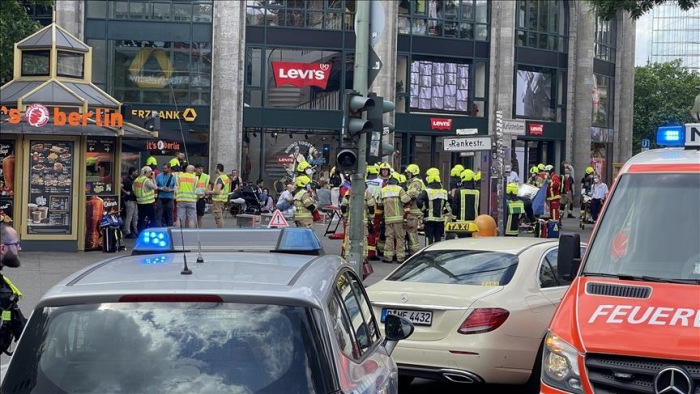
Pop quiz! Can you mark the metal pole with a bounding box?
[349,0,371,277]
[495,111,505,236]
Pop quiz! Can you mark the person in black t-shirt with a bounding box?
[120,167,139,237]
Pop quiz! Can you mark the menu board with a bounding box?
[86,138,116,195]
[0,140,15,224]
[85,194,119,251]
[27,140,74,234]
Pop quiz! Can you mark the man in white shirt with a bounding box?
[276,182,296,216]
[590,175,608,222]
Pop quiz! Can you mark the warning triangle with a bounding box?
[268,209,290,228]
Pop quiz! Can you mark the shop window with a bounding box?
[129,1,151,19]
[87,0,107,18]
[193,1,213,22]
[396,55,409,113]
[399,0,489,40]
[516,0,568,53]
[57,52,84,79]
[246,0,355,30]
[592,74,613,128]
[414,136,433,175]
[111,1,128,19]
[21,50,50,77]
[514,65,556,121]
[594,17,617,62]
[172,2,192,21]
[152,2,171,20]
[88,39,107,84]
[410,59,471,113]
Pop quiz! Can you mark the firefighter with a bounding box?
[451,169,480,222]
[474,170,482,190]
[340,182,375,261]
[378,172,411,263]
[404,164,425,256]
[293,175,317,228]
[537,163,546,181]
[365,163,382,260]
[374,162,393,256]
[528,166,543,187]
[417,171,451,245]
[544,164,561,222]
[296,160,315,180]
[449,164,464,193]
[505,182,525,237]
[398,173,408,190]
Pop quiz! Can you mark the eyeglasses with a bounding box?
[3,242,21,249]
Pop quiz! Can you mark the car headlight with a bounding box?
[541,331,584,393]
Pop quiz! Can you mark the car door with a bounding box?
[538,246,583,305]
[331,270,396,394]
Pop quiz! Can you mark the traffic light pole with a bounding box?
[349,0,370,277]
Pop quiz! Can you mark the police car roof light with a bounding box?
[134,228,174,254]
[656,125,685,147]
[274,228,324,256]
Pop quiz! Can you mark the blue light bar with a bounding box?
[275,228,323,255]
[134,228,173,253]
[656,125,685,147]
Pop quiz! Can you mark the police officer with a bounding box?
[0,224,26,355]
[404,164,425,256]
[379,172,411,263]
[418,171,451,245]
[294,175,317,228]
[505,183,525,237]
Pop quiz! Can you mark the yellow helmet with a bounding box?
[460,169,475,182]
[426,173,441,184]
[146,156,158,166]
[367,164,379,175]
[474,170,481,181]
[538,163,545,171]
[391,172,402,183]
[530,166,539,174]
[507,182,518,195]
[295,175,311,188]
[398,174,407,184]
[450,164,465,177]
[586,166,594,175]
[378,162,392,177]
[405,164,420,176]
[297,161,310,173]
[425,167,440,177]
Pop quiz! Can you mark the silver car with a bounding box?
[1,227,413,394]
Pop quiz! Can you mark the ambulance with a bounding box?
[541,124,700,394]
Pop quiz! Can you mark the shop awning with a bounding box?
[0,79,120,109]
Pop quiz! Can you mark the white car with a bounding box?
[367,237,585,388]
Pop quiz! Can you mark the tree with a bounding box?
[585,0,699,20]
[633,60,700,153]
[0,0,54,84]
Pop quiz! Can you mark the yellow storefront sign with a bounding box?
[131,108,197,122]
[182,108,197,122]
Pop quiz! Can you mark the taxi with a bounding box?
[1,227,414,394]
[543,125,700,393]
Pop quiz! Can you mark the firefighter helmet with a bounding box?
[398,174,407,184]
[474,170,482,182]
[450,164,465,177]
[146,156,158,167]
[538,163,546,171]
[425,167,440,177]
[507,182,518,195]
[460,169,475,182]
[297,161,310,173]
[426,173,441,184]
[586,166,594,175]
[295,175,311,188]
[405,164,420,176]
[367,164,379,175]
[530,166,539,175]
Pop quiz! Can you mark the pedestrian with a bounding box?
[544,164,561,222]
[590,174,608,222]
[155,163,176,227]
[194,164,210,228]
[133,166,157,233]
[276,182,295,214]
[293,175,317,228]
[417,170,450,245]
[559,166,575,219]
[175,165,197,229]
[207,163,231,228]
[379,172,411,264]
[261,188,274,212]
[120,167,139,238]
[0,223,27,355]
[230,168,243,191]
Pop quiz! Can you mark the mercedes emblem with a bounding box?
[401,294,408,303]
[654,366,694,394]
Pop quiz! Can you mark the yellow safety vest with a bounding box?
[212,174,231,202]
[380,185,405,223]
[133,175,155,204]
[294,190,313,219]
[506,199,525,236]
[426,188,448,222]
[196,173,210,199]
[177,173,197,203]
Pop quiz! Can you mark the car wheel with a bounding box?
[525,340,545,393]
[398,375,415,389]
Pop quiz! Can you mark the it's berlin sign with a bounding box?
[272,62,332,89]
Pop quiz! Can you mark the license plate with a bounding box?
[381,308,433,326]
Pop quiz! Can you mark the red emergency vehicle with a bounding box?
[541,125,700,393]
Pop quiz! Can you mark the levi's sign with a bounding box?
[272,62,332,89]
[430,118,452,130]
[443,136,492,152]
[528,123,544,135]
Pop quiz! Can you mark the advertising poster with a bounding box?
[0,140,15,224]
[85,194,119,251]
[86,138,116,195]
[515,69,555,121]
[27,141,74,234]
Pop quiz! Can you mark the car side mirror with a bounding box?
[383,314,414,356]
[558,233,581,281]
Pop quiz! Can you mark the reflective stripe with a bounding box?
[294,190,313,218]
[426,188,448,222]
[506,200,525,235]
[196,173,210,198]
[459,189,480,221]
[177,173,197,202]
[212,174,231,202]
[133,176,155,204]
[3,276,22,298]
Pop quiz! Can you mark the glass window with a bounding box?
[594,17,616,62]
[57,52,84,78]
[86,0,107,18]
[410,59,471,113]
[21,50,50,76]
[4,303,331,394]
[152,2,170,20]
[387,249,519,286]
[514,65,556,121]
[516,0,568,53]
[172,2,192,21]
[592,74,613,127]
[110,1,128,19]
[88,39,107,84]
[246,0,354,30]
[539,248,579,288]
[336,272,378,354]
[193,1,213,22]
[328,293,360,359]
[398,0,489,40]
[129,1,151,19]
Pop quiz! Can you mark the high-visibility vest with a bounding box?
[506,199,525,236]
[196,173,210,198]
[176,173,197,203]
[212,174,231,202]
[133,175,155,204]
[426,188,448,222]
[459,189,480,221]
[294,190,313,219]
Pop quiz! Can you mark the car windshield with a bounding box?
[386,250,519,286]
[3,302,331,394]
[583,173,700,282]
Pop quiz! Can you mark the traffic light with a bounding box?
[336,147,358,172]
[366,94,395,162]
[344,90,375,140]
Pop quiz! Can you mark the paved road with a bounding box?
[2,214,592,391]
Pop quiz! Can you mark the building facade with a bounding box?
[648,3,700,72]
[52,0,635,198]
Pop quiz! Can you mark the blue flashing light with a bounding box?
[135,228,173,252]
[656,125,685,147]
[276,228,323,254]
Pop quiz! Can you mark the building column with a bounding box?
[489,1,516,128]
[209,1,246,176]
[615,12,635,164]
[55,0,84,39]
[372,0,398,159]
[571,2,595,180]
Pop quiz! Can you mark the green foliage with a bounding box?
[633,60,700,153]
[585,0,699,20]
[0,0,54,83]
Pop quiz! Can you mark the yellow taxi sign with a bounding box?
[182,108,197,122]
[445,221,479,233]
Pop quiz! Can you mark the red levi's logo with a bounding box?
[272,62,332,89]
[529,123,544,135]
[430,118,452,130]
